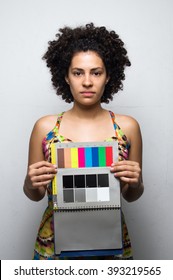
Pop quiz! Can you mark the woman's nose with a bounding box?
[82,74,93,87]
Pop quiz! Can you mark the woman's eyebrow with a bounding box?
[71,67,104,71]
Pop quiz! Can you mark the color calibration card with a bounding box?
[51,141,123,256]
[51,141,120,210]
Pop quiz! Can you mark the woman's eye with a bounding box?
[73,71,82,76]
[93,72,102,76]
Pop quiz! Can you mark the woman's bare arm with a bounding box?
[23,117,57,201]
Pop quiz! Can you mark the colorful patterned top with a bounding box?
[33,111,133,260]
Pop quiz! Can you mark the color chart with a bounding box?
[51,141,123,257]
[51,141,120,210]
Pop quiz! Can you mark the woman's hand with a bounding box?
[110,160,141,188]
[24,161,57,201]
[110,160,143,202]
[26,161,57,190]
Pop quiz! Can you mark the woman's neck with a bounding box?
[69,102,106,120]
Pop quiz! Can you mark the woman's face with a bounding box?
[66,51,109,107]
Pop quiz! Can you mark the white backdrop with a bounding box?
[0,0,172,260]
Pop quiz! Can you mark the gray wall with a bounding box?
[0,0,172,259]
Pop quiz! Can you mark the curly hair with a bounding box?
[43,23,131,103]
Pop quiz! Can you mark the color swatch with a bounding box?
[57,146,113,168]
[62,173,110,203]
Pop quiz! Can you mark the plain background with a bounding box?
[0,0,172,260]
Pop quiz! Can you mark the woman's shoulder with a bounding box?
[114,113,141,142]
[35,114,58,128]
[31,114,59,139]
[115,114,140,127]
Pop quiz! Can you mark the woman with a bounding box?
[23,23,144,259]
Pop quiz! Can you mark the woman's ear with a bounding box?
[65,76,69,84]
[106,76,110,84]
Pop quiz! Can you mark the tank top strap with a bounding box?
[43,112,65,144]
[109,110,119,132]
[51,112,72,143]
[54,112,65,131]
[109,110,130,147]
[109,110,124,141]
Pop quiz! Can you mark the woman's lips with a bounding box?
[80,92,95,97]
